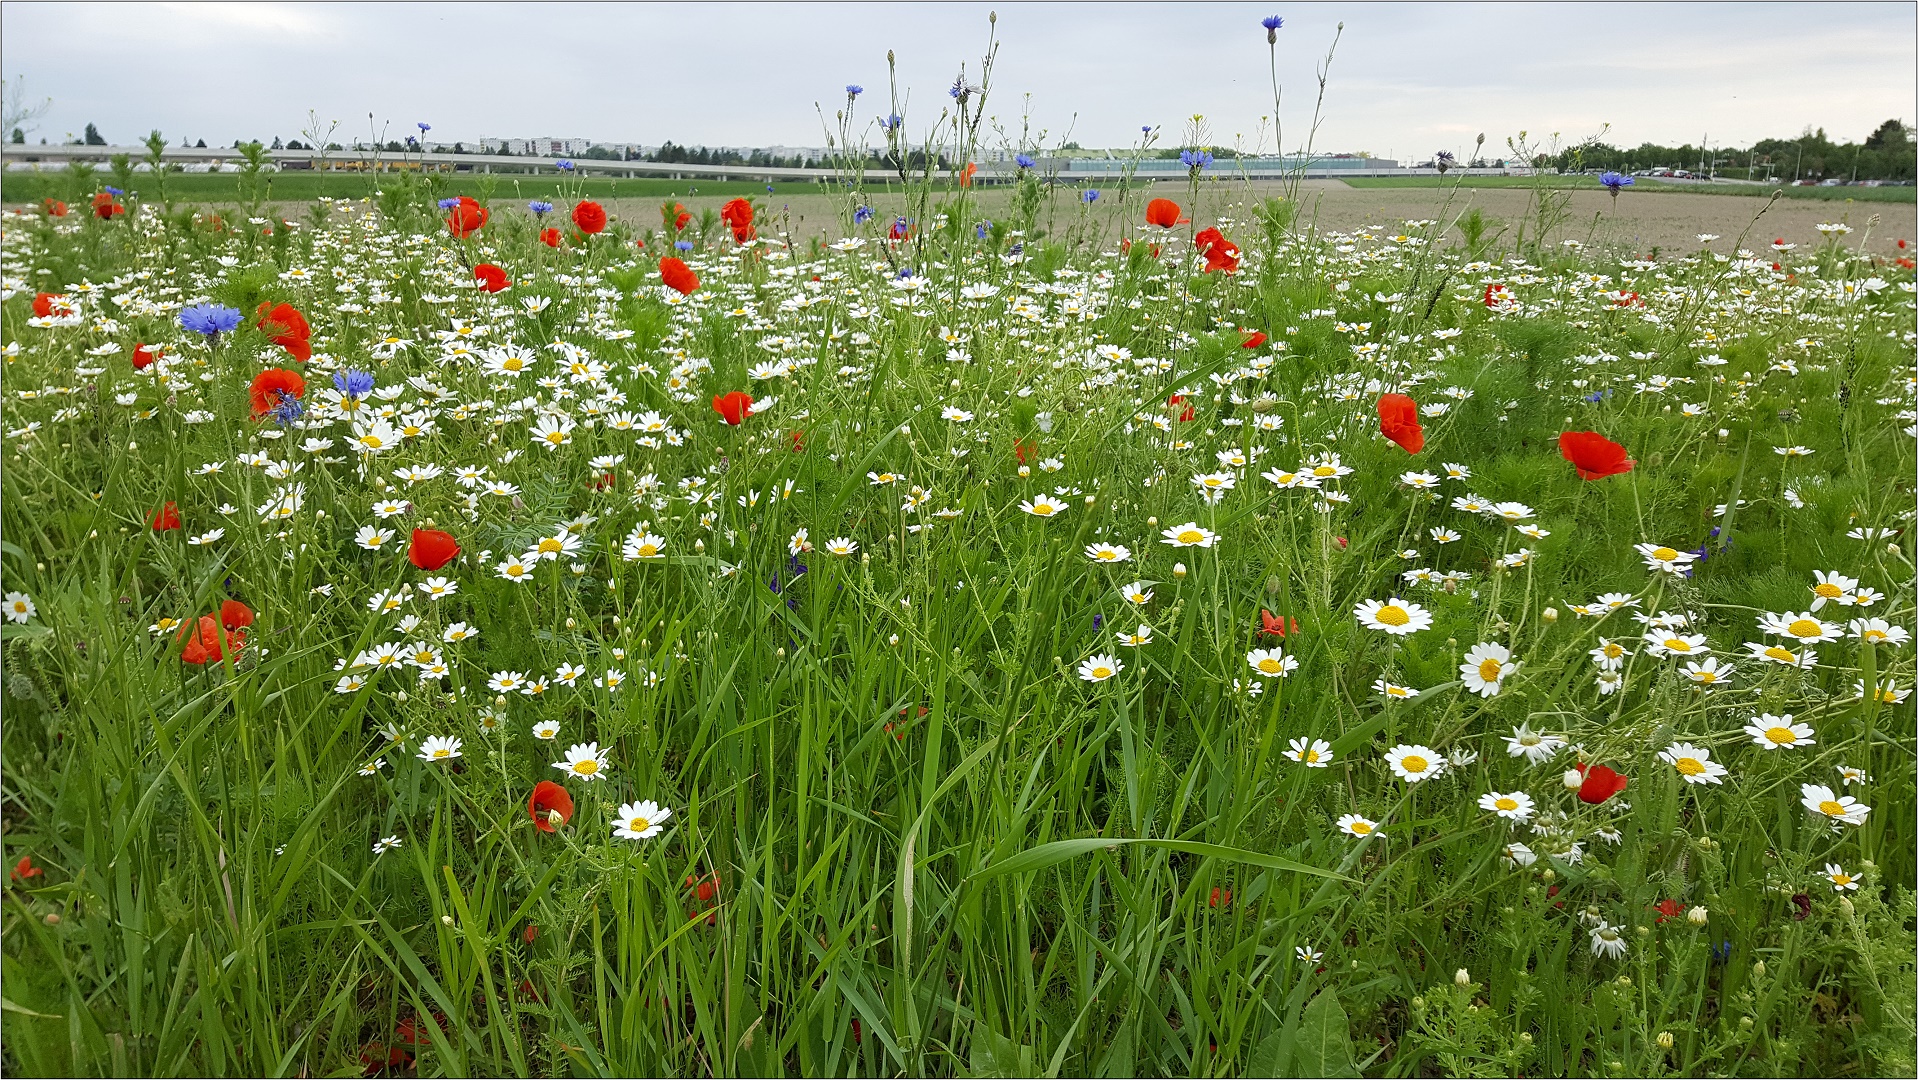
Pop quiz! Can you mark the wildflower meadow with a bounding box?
[2,29,1916,1079]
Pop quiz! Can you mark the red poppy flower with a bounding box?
[522,924,539,944]
[1377,393,1425,454]
[1483,282,1513,307]
[473,264,510,293]
[255,302,312,362]
[528,781,574,833]
[659,256,700,295]
[1559,430,1634,480]
[92,192,124,219]
[1208,887,1232,908]
[685,871,722,905]
[249,367,306,418]
[42,198,67,217]
[1653,898,1686,924]
[721,198,754,242]
[712,390,753,426]
[445,196,488,238]
[179,615,243,665]
[1013,436,1037,464]
[958,161,978,188]
[888,217,912,241]
[408,528,460,571]
[790,430,806,452]
[132,343,160,370]
[1168,394,1196,422]
[150,501,182,531]
[1240,329,1268,348]
[10,856,43,883]
[661,201,691,231]
[219,600,254,632]
[1575,762,1629,805]
[539,227,561,248]
[31,293,69,318]
[1194,226,1241,273]
[571,200,607,235]
[1259,609,1299,638]
[1144,198,1189,228]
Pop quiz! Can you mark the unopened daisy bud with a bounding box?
[1656,1032,1674,1050]
[1740,1016,1754,1030]
[1564,769,1584,790]
[694,538,705,552]
[441,914,454,926]
[565,617,576,629]
[1454,968,1470,987]
[1541,868,1555,881]
[1751,961,1765,978]
[1542,606,1558,622]
[1614,975,1631,988]
[612,616,622,626]
[395,691,408,703]
[888,634,900,646]
[1018,465,1030,477]
[1839,896,1854,917]
[1173,562,1187,579]
[494,695,507,707]
[1147,516,1159,527]
[128,441,138,450]
[548,809,564,826]
[1687,905,1709,925]
[1084,495,1095,506]
[776,647,786,658]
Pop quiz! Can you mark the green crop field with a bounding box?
[2,160,1913,1078]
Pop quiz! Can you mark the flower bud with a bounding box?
[565,617,576,629]
[1542,606,1558,623]
[1173,562,1188,579]
[1687,905,1708,925]
[1454,968,1470,987]
[1752,960,1766,978]
[441,914,454,926]
[1657,1031,1674,1050]
[1564,769,1585,790]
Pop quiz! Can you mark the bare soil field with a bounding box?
[600,179,1914,257]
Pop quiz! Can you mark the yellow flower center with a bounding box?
[1602,643,1623,658]
[1813,583,1843,598]
[1819,799,1845,816]
[1651,546,1678,560]
[629,817,649,831]
[432,749,450,759]
[1401,755,1429,774]
[1787,619,1823,638]
[1313,466,1337,477]
[545,431,565,444]
[1375,605,1410,627]
[1764,646,1797,662]
[1350,820,1373,835]
[1258,658,1283,673]
[1479,658,1505,682]
[1303,750,1320,763]
[1096,551,1117,560]
[1032,504,1054,516]
[1765,727,1797,745]
[1863,629,1887,642]
[1092,666,1112,679]
[360,435,383,449]
[1178,530,1203,543]
[1674,757,1704,776]
[637,544,659,558]
[538,538,564,553]
[1664,638,1691,652]
[1833,874,1851,886]
[574,760,599,775]
[1494,797,1518,812]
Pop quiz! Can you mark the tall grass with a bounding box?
[3,42,1915,1079]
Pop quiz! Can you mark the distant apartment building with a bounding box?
[476,136,597,157]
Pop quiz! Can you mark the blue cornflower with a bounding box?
[556,159,575,171]
[1600,171,1633,194]
[1141,125,1153,134]
[436,197,461,210]
[975,221,991,240]
[1710,941,1732,964]
[104,185,125,197]
[418,122,431,133]
[1082,189,1100,204]
[853,205,875,225]
[674,240,694,251]
[528,200,553,215]
[1262,14,1284,41]
[1008,242,1023,256]
[896,267,913,279]
[270,392,305,425]
[405,136,419,148]
[879,114,903,133]
[1092,613,1103,631]
[1436,150,1457,173]
[1015,153,1036,169]
[766,184,774,193]
[1180,149,1214,171]
[846,84,864,96]
[179,304,242,337]
[333,369,375,398]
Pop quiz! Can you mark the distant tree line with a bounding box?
[645,142,814,169]
[1543,120,1915,182]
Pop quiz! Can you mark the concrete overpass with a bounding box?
[2,143,1528,183]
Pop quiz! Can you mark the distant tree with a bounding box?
[452,142,464,153]
[285,139,306,151]
[8,128,21,144]
[270,136,284,150]
[83,122,105,145]
[195,138,207,148]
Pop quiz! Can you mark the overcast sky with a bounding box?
[2,2,1912,159]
